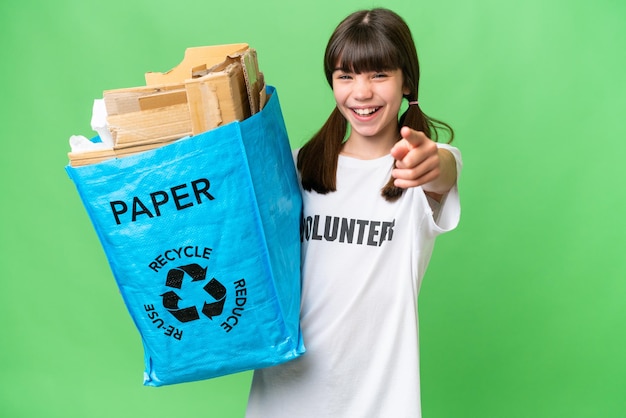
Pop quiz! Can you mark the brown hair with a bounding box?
[297,8,454,201]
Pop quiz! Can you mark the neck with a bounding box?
[341,133,398,160]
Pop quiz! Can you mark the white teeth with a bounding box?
[353,107,378,116]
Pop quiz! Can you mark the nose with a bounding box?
[352,75,373,101]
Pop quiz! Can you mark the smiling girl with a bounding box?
[246,8,462,417]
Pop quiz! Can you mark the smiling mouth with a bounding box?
[351,107,380,116]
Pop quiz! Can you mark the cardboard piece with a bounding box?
[67,148,117,167]
[108,102,192,148]
[144,43,249,85]
[103,84,187,115]
[68,142,171,167]
[240,48,263,115]
[185,60,249,135]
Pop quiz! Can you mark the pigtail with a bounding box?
[298,107,347,194]
[381,177,404,201]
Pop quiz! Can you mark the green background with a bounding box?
[1,0,625,417]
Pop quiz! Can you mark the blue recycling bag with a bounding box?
[66,86,304,386]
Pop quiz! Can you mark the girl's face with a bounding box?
[332,67,408,147]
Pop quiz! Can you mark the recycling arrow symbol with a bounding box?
[161,263,226,323]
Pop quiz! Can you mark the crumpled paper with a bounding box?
[69,98,113,153]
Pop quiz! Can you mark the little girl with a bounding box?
[247,8,462,417]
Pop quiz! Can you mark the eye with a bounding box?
[335,72,353,80]
[372,72,389,79]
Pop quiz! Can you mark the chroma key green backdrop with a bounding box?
[1,0,625,417]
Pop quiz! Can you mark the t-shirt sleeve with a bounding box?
[431,143,462,232]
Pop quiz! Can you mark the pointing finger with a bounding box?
[400,126,428,148]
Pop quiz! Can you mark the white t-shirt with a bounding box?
[246,144,462,418]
